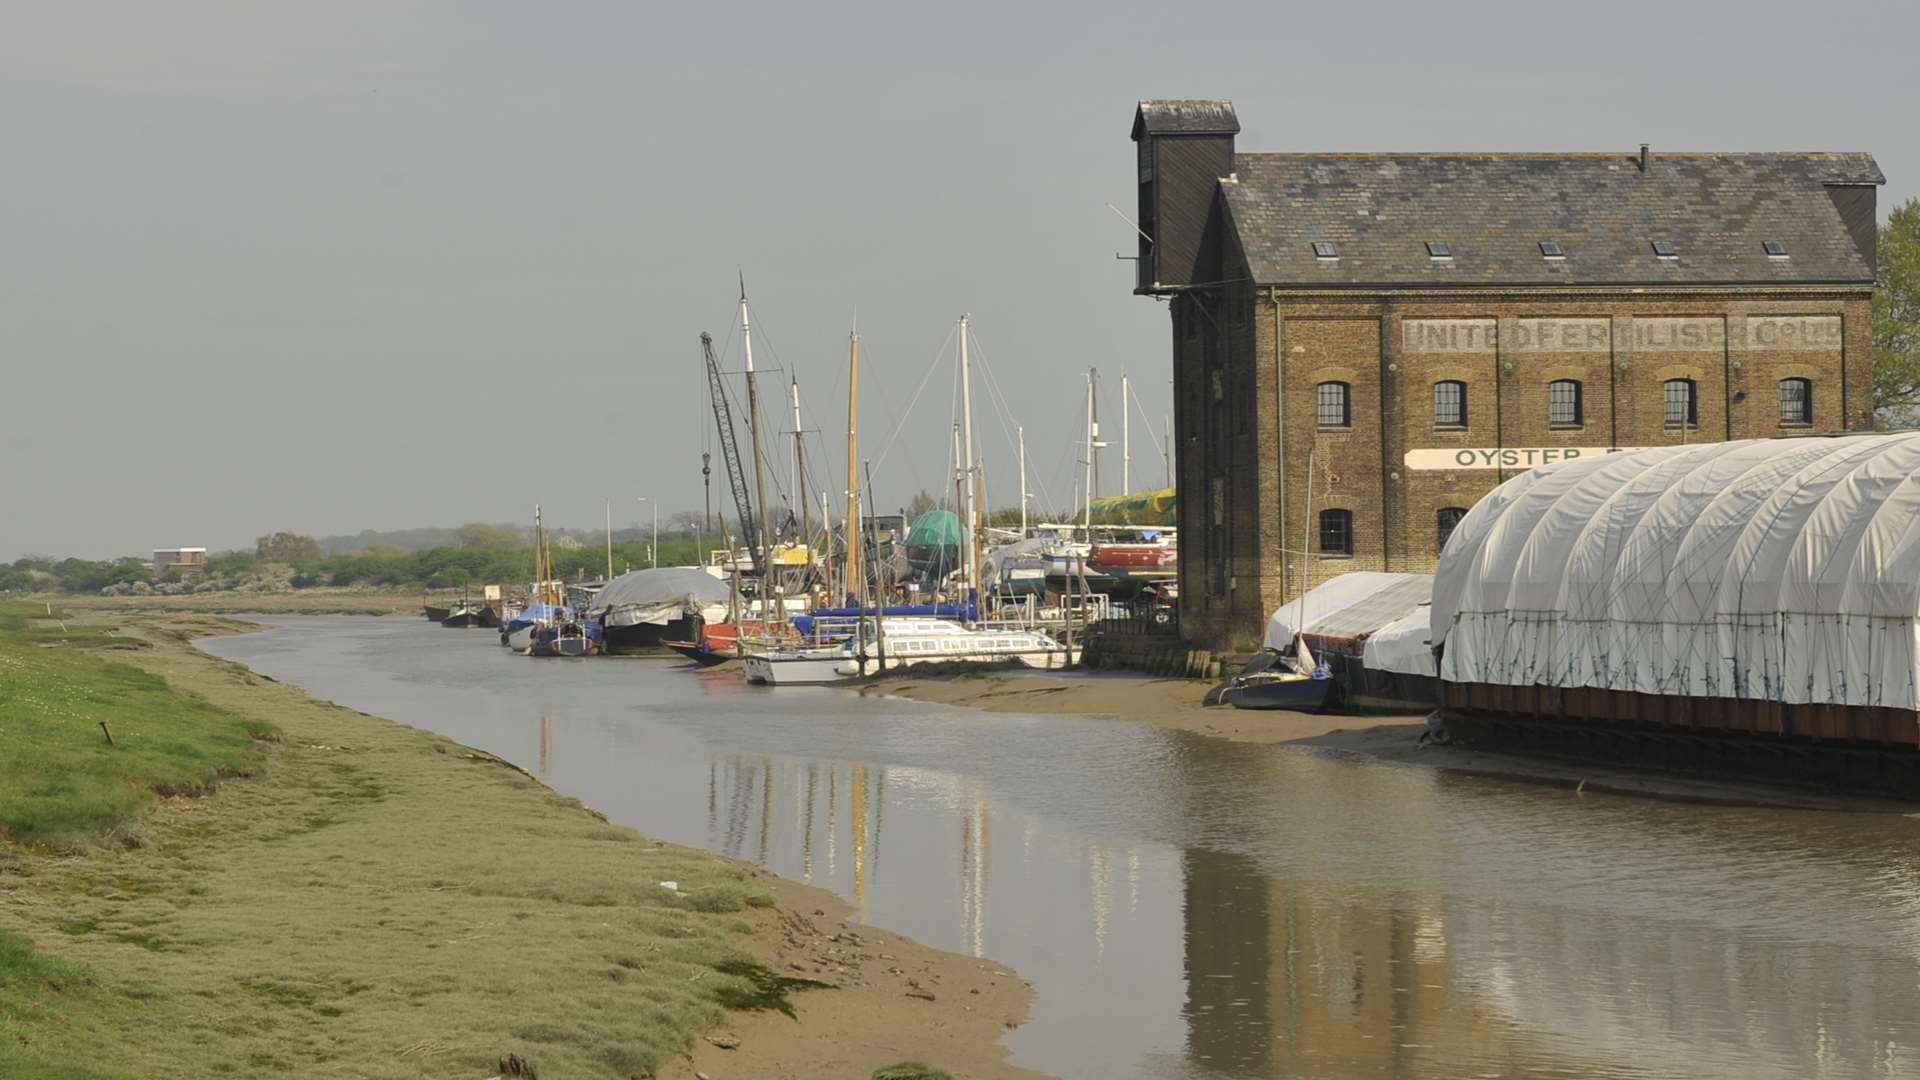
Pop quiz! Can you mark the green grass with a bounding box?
[0,609,862,1078]
[0,930,122,1080]
[873,1064,953,1080]
[0,604,264,845]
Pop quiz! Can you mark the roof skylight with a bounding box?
[1426,241,1453,259]
[1312,241,1338,259]
[1539,241,1566,259]
[1652,240,1679,259]
[1763,240,1789,257]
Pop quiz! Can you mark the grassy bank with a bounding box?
[0,607,262,846]
[0,607,1033,1078]
[52,588,424,617]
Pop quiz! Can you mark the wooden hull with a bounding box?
[665,640,734,666]
[423,605,452,621]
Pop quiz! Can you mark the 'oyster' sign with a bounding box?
[1405,446,1649,471]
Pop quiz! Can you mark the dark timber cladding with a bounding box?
[1129,98,1886,651]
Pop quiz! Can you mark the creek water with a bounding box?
[199,616,1920,1080]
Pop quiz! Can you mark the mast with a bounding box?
[845,327,861,607]
[740,277,772,572]
[820,491,834,608]
[789,375,809,548]
[1017,425,1028,535]
[1083,373,1095,535]
[604,499,612,582]
[1122,371,1131,495]
[958,315,980,614]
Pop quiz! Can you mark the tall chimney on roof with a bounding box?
[1639,143,1650,172]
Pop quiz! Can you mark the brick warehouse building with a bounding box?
[1130,99,1885,649]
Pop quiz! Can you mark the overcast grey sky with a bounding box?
[4,0,1915,560]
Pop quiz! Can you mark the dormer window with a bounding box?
[1539,241,1566,259]
[1652,240,1679,260]
[1312,241,1338,260]
[1426,241,1453,260]
[1763,240,1789,258]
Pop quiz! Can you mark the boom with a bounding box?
[702,331,760,571]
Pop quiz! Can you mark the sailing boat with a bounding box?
[743,315,1075,685]
[519,506,603,657]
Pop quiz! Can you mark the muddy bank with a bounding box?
[861,670,1918,813]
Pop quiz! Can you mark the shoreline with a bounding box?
[860,669,1920,814]
[3,613,1043,1079]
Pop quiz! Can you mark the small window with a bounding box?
[1312,241,1338,259]
[1763,240,1789,258]
[1436,507,1469,552]
[1539,241,1566,259]
[1318,509,1353,556]
[1779,378,1812,425]
[1652,240,1678,259]
[1664,378,1698,427]
[1549,379,1583,426]
[1426,241,1453,259]
[1316,381,1351,428]
[1433,380,1467,427]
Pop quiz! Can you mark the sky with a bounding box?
[3,0,1916,560]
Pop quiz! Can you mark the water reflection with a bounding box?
[202,618,1920,1080]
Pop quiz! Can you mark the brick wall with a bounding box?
[1173,287,1874,649]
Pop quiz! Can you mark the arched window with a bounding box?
[1549,379,1583,426]
[1663,378,1697,428]
[1436,507,1468,552]
[1318,509,1353,555]
[1433,380,1467,427]
[1316,381,1351,428]
[1779,378,1813,426]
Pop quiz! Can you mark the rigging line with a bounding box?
[870,323,960,472]
[1126,376,1167,465]
[966,328,1061,513]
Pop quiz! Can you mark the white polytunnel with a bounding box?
[1432,434,1920,710]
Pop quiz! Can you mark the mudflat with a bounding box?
[861,670,1918,812]
[0,611,1040,1079]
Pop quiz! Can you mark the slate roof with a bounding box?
[1132,100,1239,138]
[1221,151,1883,287]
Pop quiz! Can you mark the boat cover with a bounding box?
[1361,605,1436,677]
[791,602,976,636]
[1087,487,1177,526]
[1431,434,1920,708]
[905,510,968,549]
[1263,572,1432,651]
[593,567,731,628]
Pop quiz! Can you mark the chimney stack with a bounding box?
[1639,143,1650,173]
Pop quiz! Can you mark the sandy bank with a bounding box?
[861,670,1918,813]
[2,614,1041,1079]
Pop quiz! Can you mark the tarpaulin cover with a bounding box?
[1361,605,1436,677]
[1262,572,1432,651]
[1432,434,1920,708]
[592,567,730,627]
[905,510,968,550]
[1087,487,1178,526]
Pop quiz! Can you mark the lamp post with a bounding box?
[636,497,658,568]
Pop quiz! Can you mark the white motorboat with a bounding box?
[743,618,1075,685]
[742,644,851,686]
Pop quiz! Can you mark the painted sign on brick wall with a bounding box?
[1405,446,1650,471]
[1734,315,1841,351]
[1501,318,1612,353]
[1624,317,1726,352]
[1402,319,1497,354]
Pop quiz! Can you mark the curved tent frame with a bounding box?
[1433,434,1920,711]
